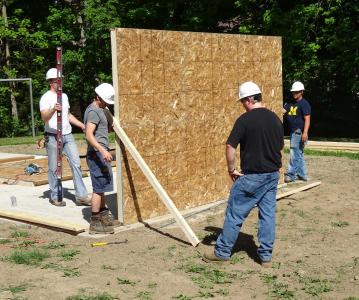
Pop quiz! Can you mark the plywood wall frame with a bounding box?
[111,28,282,224]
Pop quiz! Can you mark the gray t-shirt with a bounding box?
[84,104,109,151]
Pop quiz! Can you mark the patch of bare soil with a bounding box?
[0,154,358,300]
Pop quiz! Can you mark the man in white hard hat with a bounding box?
[39,68,91,207]
[283,81,311,183]
[84,83,121,234]
[203,81,284,267]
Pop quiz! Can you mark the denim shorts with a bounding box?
[87,151,113,193]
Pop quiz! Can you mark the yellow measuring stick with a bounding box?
[91,239,128,247]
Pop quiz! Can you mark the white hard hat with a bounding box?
[238,81,261,99]
[290,81,305,92]
[95,83,115,105]
[46,68,60,80]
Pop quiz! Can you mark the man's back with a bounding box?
[227,108,284,173]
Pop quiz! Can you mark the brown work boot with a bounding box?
[99,210,123,227]
[89,215,114,234]
[49,199,66,207]
[261,260,272,268]
[75,195,91,206]
[202,250,229,264]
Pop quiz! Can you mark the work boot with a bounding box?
[297,175,308,181]
[261,260,272,268]
[75,195,91,206]
[202,250,229,264]
[49,199,66,207]
[99,209,123,227]
[89,215,114,234]
[284,175,294,183]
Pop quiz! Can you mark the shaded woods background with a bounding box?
[0,0,358,138]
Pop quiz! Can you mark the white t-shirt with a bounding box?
[39,90,72,135]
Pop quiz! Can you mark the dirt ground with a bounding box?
[0,152,359,300]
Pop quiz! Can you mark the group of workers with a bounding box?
[39,68,119,234]
[40,67,311,266]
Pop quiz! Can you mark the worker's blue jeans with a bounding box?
[215,172,279,262]
[46,133,88,201]
[286,129,307,181]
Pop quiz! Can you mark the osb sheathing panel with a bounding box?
[113,28,282,224]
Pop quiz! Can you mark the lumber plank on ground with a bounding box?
[0,209,86,233]
[112,116,200,247]
[277,181,321,200]
[284,140,359,151]
[0,155,35,164]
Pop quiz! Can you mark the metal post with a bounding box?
[29,79,35,137]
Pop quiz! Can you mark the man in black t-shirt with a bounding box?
[203,81,284,268]
[283,81,311,183]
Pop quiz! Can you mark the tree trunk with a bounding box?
[2,1,18,119]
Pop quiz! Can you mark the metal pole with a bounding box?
[29,79,35,137]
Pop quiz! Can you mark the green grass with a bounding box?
[117,277,138,286]
[11,231,30,238]
[331,221,349,228]
[284,147,359,160]
[182,262,236,289]
[0,239,12,244]
[0,132,112,146]
[172,295,192,300]
[43,241,66,249]
[300,277,331,296]
[3,283,29,294]
[41,263,80,277]
[66,292,115,300]
[58,249,80,261]
[7,248,50,265]
[270,282,295,299]
[135,291,153,300]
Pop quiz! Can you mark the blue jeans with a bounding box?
[215,172,279,262]
[46,133,88,201]
[286,129,307,181]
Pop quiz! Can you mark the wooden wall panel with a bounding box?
[112,28,282,224]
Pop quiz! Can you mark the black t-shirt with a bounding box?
[284,98,311,133]
[227,107,284,173]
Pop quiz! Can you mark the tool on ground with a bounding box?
[91,239,128,247]
[24,163,42,175]
[56,46,63,202]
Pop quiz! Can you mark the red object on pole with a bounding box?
[56,46,63,202]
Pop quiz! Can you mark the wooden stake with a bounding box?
[112,117,200,247]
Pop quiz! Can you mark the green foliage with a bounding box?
[0,0,358,137]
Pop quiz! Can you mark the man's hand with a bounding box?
[302,132,308,143]
[53,103,62,112]
[101,149,113,162]
[228,169,243,182]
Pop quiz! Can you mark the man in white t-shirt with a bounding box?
[39,68,91,207]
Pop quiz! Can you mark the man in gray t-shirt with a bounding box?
[84,83,121,234]
[84,104,111,152]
